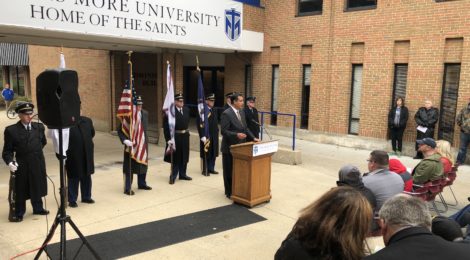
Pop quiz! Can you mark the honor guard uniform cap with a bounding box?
[136,95,144,105]
[15,102,34,115]
[206,93,216,101]
[225,92,235,98]
[174,93,184,101]
[246,96,256,102]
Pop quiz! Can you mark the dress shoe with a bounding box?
[81,199,95,204]
[68,202,78,208]
[124,190,135,195]
[201,172,210,176]
[138,185,152,190]
[179,176,192,181]
[209,170,219,174]
[33,209,50,215]
[169,178,175,185]
[9,216,23,222]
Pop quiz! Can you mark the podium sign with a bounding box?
[230,140,278,207]
[253,141,278,157]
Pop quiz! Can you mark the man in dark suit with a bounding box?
[118,96,151,195]
[2,102,49,222]
[244,96,260,140]
[197,93,219,176]
[164,93,192,184]
[66,110,95,208]
[365,194,470,260]
[220,93,259,198]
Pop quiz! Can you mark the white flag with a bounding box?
[59,52,66,69]
[163,63,176,151]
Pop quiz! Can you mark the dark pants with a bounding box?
[202,153,217,173]
[450,203,470,239]
[16,199,44,217]
[68,175,92,203]
[390,127,405,152]
[222,153,233,197]
[170,162,188,180]
[415,129,434,159]
[124,173,147,192]
[457,132,470,164]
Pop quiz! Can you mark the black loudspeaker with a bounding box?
[36,69,80,129]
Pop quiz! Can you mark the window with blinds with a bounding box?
[301,65,311,129]
[271,65,279,126]
[349,65,363,135]
[438,64,461,144]
[392,64,408,106]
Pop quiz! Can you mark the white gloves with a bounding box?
[201,137,207,143]
[167,140,174,146]
[123,140,133,147]
[8,162,18,172]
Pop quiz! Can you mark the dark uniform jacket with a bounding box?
[388,106,409,129]
[364,227,470,260]
[164,106,190,164]
[2,121,47,202]
[118,109,148,174]
[220,107,255,154]
[244,106,260,139]
[415,107,439,131]
[66,116,95,179]
[197,107,219,158]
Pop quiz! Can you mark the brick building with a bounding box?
[2,0,470,149]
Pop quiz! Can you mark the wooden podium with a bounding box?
[230,140,278,207]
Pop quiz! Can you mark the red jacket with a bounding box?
[389,159,413,192]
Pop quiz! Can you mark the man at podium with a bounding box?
[220,93,259,198]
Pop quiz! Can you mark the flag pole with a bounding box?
[167,60,174,178]
[197,56,209,176]
[126,51,133,195]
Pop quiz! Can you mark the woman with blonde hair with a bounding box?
[436,140,455,174]
[275,186,373,260]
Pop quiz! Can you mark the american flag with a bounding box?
[117,61,148,165]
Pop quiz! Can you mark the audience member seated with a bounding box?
[412,138,444,184]
[435,139,454,175]
[364,194,470,260]
[389,159,413,192]
[337,164,377,211]
[363,150,404,210]
[432,216,469,243]
[449,203,470,240]
[275,187,372,260]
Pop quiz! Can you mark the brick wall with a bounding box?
[28,45,111,131]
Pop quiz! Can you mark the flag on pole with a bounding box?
[163,63,176,152]
[117,59,148,165]
[197,72,210,151]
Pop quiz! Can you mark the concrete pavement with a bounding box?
[0,110,469,259]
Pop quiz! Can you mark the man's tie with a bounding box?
[27,125,31,131]
[179,108,183,115]
[236,110,242,123]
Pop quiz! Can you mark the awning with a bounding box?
[0,43,28,66]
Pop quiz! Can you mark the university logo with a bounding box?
[225,8,241,41]
[253,145,258,155]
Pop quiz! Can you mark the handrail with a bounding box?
[259,111,296,151]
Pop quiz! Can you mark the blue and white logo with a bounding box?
[225,8,241,41]
[253,145,258,155]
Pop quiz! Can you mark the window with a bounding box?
[391,64,408,106]
[271,65,279,126]
[298,0,323,15]
[349,65,363,135]
[438,64,461,144]
[244,65,252,98]
[346,0,377,10]
[301,65,311,129]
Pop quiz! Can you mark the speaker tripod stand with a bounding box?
[35,128,100,260]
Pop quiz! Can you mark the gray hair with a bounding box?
[379,194,432,229]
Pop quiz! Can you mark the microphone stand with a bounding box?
[252,119,272,140]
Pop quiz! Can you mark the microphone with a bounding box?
[251,119,272,140]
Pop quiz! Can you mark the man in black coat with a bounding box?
[2,102,49,222]
[118,96,151,195]
[414,100,439,159]
[164,93,192,184]
[244,96,260,140]
[220,93,259,198]
[197,93,219,175]
[65,113,95,208]
[365,194,470,260]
